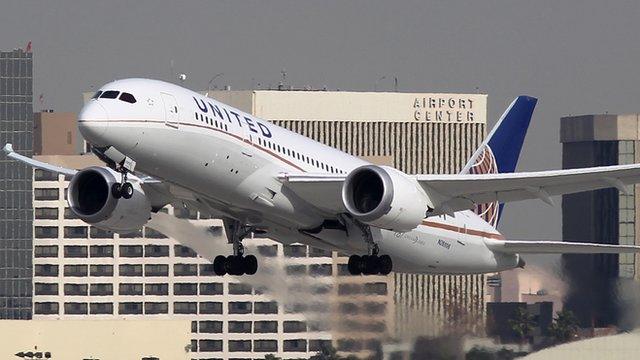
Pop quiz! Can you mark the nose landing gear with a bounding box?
[213,219,259,276]
[111,171,134,199]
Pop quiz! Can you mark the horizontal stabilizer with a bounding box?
[485,238,640,254]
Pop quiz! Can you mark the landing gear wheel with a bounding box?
[111,183,122,199]
[243,255,258,275]
[364,255,380,275]
[379,255,393,275]
[121,182,134,199]
[213,255,227,276]
[348,255,362,275]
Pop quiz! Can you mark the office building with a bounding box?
[0,47,33,319]
[561,114,640,326]
[33,111,78,155]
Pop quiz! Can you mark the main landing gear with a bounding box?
[111,170,134,199]
[347,219,393,276]
[213,219,258,276]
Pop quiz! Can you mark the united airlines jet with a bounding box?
[6,78,640,276]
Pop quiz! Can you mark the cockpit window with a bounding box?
[119,92,137,104]
[92,91,102,99]
[100,90,119,99]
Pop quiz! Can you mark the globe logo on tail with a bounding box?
[470,146,500,227]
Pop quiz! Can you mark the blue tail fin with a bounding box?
[461,95,537,226]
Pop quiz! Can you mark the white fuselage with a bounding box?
[78,78,520,274]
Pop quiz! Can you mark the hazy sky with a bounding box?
[3,0,640,265]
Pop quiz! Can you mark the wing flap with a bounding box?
[278,173,346,212]
[485,238,640,254]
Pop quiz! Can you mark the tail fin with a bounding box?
[462,95,538,226]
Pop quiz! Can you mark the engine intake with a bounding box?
[342,165,433,232]
[68,166,151,232]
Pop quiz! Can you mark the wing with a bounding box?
[4,143,77,176]
[280,163,640,216]
[485,238,640,254]
[416,163,640,214]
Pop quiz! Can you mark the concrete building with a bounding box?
[0,319,191,359]
[561,114,640,327]
[33,111,78,155]
[0,47,33,319]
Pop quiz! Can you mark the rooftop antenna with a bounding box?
[279,68,287,90]
[374,75,386,92]
[206,73,224,96]
[394,77,398,92]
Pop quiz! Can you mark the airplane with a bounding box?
[5,78,640,277]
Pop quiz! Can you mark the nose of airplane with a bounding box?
[78,101,110,147]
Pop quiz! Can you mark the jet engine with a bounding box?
[341,165,433,232]
[67,166,151,233]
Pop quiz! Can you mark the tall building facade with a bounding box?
[0,48,33,319]
[33,111,78,155]
[561,114,640,327]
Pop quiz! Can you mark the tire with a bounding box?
[121,182,134,199]
[364,255,380,275]
[227,255,244,276]
[111,183,122,199]
[379,255,393,275]
[347,255,362,275]
[243,255,258,275]
[213,255,227,276]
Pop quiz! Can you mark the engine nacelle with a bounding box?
[67,166,151,233]
[341,165,433,232]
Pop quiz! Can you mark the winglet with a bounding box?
[3,143,14,155]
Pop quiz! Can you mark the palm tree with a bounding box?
[549,310,579,344]
[508,307,536,346]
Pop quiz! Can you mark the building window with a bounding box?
[34,169,58,181]
[90,283,113,296]
[199,321,222,334]
[34,245,58,258]
[119,302,143,315]
[228,321,252,333]
[258,245,278,257]
[63,208,77,219]
[309,247,332,257]
[90,226,113,238]
[145,283,169,296]
[339,302,359,315]
[34,188,58,200]
[119,228,143,238]
[199,283,223,295]
[364,282,388,295]
[284,244,306,257]
[174,283,197,295]
[228,301,252,314]
[254,301,278,314]
[63,226,88,238]
[64,302,88,315]
[199,264,215,276]
[35,226,58,239]
[228,283,252,295]
[90,245,113,258]
[283,321,307,333]
[119,283,143,295]
[64,283,88,295]
[144,302,168,314]
[364,302,386,315]
[119,245,143,257]
[144,244,169,257]
[90,302,113,315]
[229,340,252,352]
[174,245,197,257]
[144,227,167,239]
[64,264,88,277]
[34,302,58,315]
[64,245,88,258]
[34,264,58,277]
[34,283,58,295]
[286,265,306,276]
[119,264,143,277]
[174,263,197,276]
[198,340,222,352]
[34,207,58,219]
[309,264,332,276]
[283,339,307,352]
[144,264,168,277]
[338,339,362,352]
[173,302,197,314]
[199,302,222,314]
[254,321,277,333]
[254,340,278,352]
[90,264,113,277]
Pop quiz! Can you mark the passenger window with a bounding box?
[119,92,137,103]
[92,91,103,99]
[100,90,119,99]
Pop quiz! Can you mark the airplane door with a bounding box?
[160,92,180,128]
